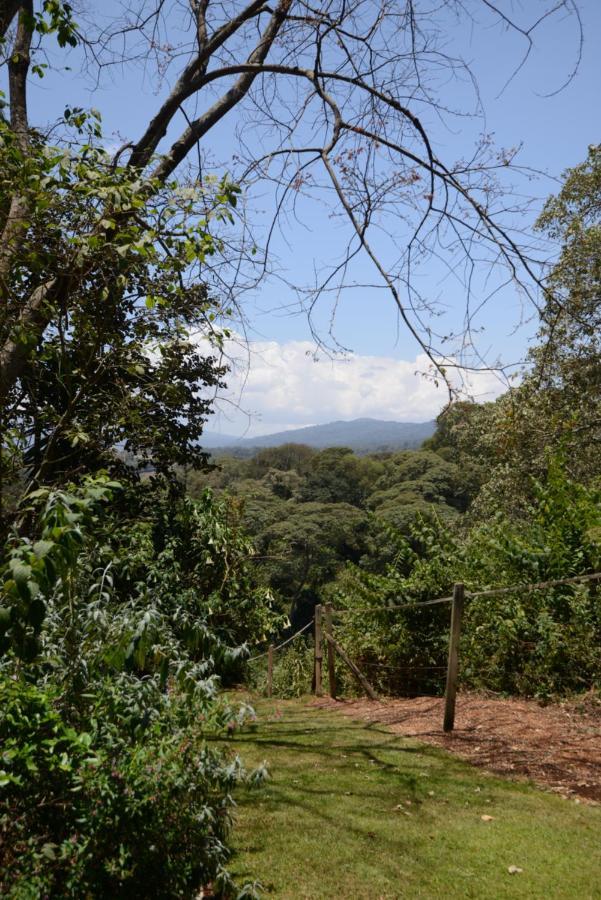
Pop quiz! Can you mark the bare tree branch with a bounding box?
[0,0,584,410]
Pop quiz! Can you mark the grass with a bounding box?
[219,694,601,899]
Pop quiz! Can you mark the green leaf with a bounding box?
[33,540,53,559]
[9,561,32,586]
[0,608,10,634]
[41,844,57,860]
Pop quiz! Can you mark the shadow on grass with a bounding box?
[212,702,509,862]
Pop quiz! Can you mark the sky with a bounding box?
[20,0,601,436]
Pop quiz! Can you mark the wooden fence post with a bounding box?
[325,633,378,700]
[314,604,323,697]
[324,603,336,699]
[267,644,274,698]
[443,582,465,732]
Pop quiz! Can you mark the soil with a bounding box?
[312,691,601,803]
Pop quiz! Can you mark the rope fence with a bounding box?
[247,618,314,663]
[335,595,454,614]
[333,570,601,616]
[250,570,601,724]
[465,570,601,600]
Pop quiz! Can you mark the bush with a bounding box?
[0,677,259,898]
[0,480,274,897]
[249,643,314,699]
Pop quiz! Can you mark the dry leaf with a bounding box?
[481,814,494,822]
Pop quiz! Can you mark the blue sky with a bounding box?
[21,1,601,434]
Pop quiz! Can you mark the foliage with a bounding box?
[246,444,317,480]
[249,643,314,700]
[0,37,275,884]
[0,678,261,899]
[0,476,276,896]
[0,121,236,516]
[459,457,601,694]
[256,501,369,622]
[189,443,469,626]
[298,447,384,506]
[66,485,283,685]
[326,513,460,695]
[5,479,285,702]
[0,474,118,661]
[332,457,601,696]
[438,146,601,519]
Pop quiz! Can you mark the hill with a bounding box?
[201,417,435,454]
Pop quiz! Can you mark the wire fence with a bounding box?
[333,596,453,615]
[248,570,601,719]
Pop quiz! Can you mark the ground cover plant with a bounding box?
[224,695,601,900]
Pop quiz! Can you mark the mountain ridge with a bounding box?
[201,417,436,453]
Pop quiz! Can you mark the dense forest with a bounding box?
[0,1,598,897]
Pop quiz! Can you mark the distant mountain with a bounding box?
[199,430,244,449]
[202,417,435,454]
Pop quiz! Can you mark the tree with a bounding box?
[0,0,582,423]
[247,444,316,479]
[442,146,601,518]
[366,448,468,529]
[0,127,236,532]
[255,499,369,622]
[299,446,383,505]
[531,143,601,476]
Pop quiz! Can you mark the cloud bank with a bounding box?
[207,339,509,437]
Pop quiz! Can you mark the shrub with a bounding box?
[1,481,273,897]
[0,677,259,898]
[249,643,314,699]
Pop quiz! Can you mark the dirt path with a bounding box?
[313,692,601,803]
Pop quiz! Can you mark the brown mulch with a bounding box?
[312,691,601,803]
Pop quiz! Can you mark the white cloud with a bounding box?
[206,338,509,438]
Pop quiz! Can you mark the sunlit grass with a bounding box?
[221,695,601,899]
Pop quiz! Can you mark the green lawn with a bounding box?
[221,695,601,899]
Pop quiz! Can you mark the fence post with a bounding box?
[267,644,274,698]
[314,604,323,697]
[325,632,378,700]
[324,603,336,699]
[443,582,465,732]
